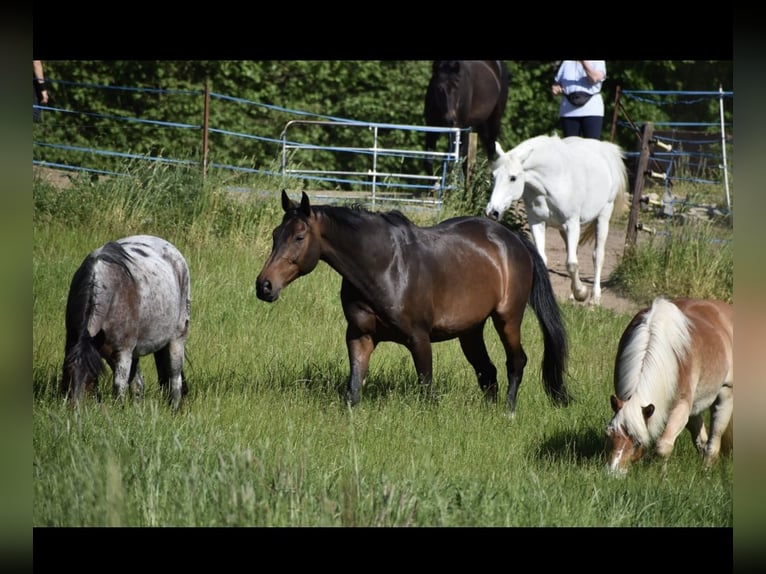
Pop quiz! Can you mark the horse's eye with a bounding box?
[509,175,516,183]
[295,234,304,242]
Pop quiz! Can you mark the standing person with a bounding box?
[551,60,606,140]
[33,60,49,122]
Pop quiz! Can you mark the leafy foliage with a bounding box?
[37,61,732,179]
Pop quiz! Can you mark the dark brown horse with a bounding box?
[255,191,570,414]
[424,60,510,175]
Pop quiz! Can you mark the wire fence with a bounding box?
[32,80,464,210]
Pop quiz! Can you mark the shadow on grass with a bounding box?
[536,427,608,464]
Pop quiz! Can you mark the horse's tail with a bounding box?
[578,141,630,246]
[61,330,106,399]
[61,250,120,401]
[519,232,571,406]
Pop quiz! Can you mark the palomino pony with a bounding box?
[486,135,629,306]
[606,297,733,475]
[424,60,510,175]
[256,190,570,414]
[61,235,191,410]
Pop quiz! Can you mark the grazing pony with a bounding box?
[61,235,191,409]
[486,135,629,306]
[255,191,570,414]
[606,297,733,475]
[424,60,510,175]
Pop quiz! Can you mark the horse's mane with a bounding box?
[98,241,135,281]
[613,298,692,445]
[510,133,561,160]
[316,204,414,231]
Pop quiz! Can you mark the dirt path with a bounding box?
[540,223,641,315]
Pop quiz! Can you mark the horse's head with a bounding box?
[431,61,464,125]
[255,190,322,302]
[485,142,525,221]
[605,394,655,476]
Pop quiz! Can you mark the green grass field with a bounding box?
[32,166,733,527]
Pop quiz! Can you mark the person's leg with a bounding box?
[559,116,580,138]
[580,116,604,139]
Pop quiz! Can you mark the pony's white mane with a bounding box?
[613,298,692,445]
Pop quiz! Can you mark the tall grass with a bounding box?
[32,163,733,527]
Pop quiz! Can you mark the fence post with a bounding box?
[202,81,210,179]
[625,122,653,251]
[466,132,477,187]
[609,85,622,143]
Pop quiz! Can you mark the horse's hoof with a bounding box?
[573,287,589,302]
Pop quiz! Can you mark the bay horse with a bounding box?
[424,60,510,176]
[606,297,733,475]
[255,190,570,414]
[486,135,629,306]
[61,235,191,410]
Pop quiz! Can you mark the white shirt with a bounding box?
[554,60,606,118]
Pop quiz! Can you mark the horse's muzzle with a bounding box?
[255,278,279,302]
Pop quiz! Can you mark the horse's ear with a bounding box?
[642,404,655,421]
[495,141,505,156]
[610,395,623,413]
[281,189,295,212]
[299,191,311,217]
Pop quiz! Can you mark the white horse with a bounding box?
[486,134,628,305]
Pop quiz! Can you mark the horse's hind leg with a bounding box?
[155,341,187,410]
[458,328,498,403]
[110,352,133,403]
[703,386,734,467]
[129,359,145,402]
[685,413,708,456]
[590,213,612,306]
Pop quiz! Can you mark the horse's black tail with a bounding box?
[61,330,105,400]
[519,233,571,406]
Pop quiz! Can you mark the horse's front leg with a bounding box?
[560,221,588,302]
[408,330,434,401]
[345,328,375,406]
[655,400,693,463]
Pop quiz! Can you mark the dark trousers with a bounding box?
[560,115,603,139]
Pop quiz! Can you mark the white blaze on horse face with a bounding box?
[486,153,524,220]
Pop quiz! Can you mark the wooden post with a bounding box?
[202,81,210,179]
[625,122,653,251]
[609,85,622,143]
[466,131,477,187]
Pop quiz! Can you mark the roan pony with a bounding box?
[486,134,629,306]
[61,235,191,410]
[605,297,733,475]
[424,60,510,176]
[255,190,570,414]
